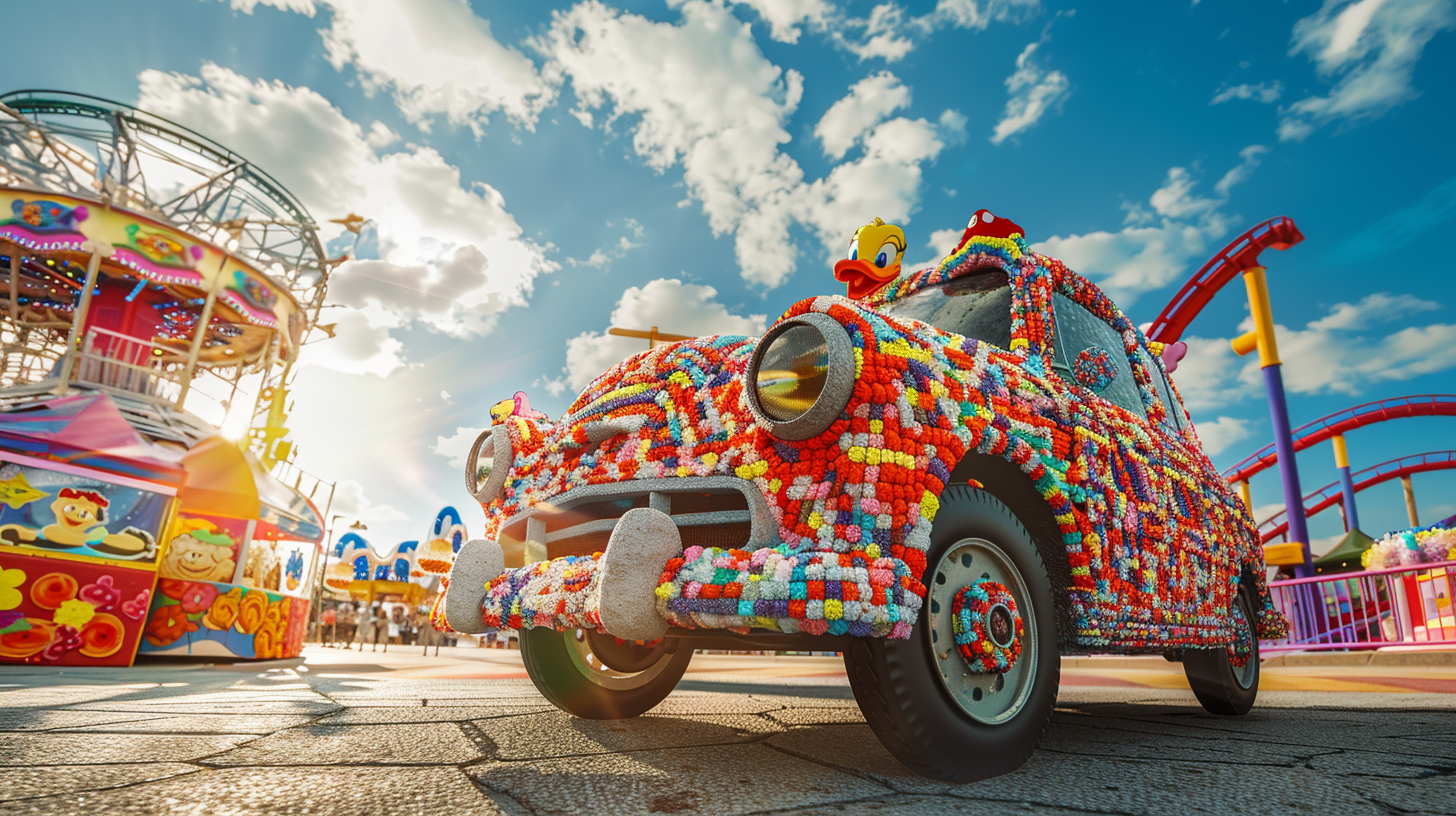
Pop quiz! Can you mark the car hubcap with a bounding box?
[952,580,1024,673]
[928,538,1037,725]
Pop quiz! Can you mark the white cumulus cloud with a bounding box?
[552,278,767,394]
[135,64,555,377]
[1171,293,1456,415]
[1211,81,1283,105]
[329,478,410,524]
[991,39,1071,144]
[433,426,490,471]
[318,0,555,135]
[1192,416,1255,457]
[815,71,914,160]
[1280,0,1456,141]
[1033,145,1268,304]
[534,1,953,289]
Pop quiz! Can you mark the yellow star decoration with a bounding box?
[0,471,48,509]
[0,567,27,610]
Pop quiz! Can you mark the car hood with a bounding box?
[479,334,767,539]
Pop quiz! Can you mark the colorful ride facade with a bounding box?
[0,91,335,666]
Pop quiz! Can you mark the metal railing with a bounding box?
[74,326,187,399]
[1261,561,1456,652]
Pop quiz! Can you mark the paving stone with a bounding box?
[207,722,483,766]
[0,684,154,709]
[0,709,170,732]
[317,705,551,725]
[786,795,1097,815]
[0,762,198,802]
[765,705,867,725]
[473,711,782,761]
[55,713,318,735]
[0,733,252,766]
[772,721,1403,815]
[10,766,501,816]
[472,742,891,815]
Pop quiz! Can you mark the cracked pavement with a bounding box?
[1,647,1452,815]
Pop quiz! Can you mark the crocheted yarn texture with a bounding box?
[471,229,1287,651]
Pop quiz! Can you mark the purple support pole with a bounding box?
[1262,365,1314,577]
[1338,466,1360,532]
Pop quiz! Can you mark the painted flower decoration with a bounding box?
[0,567,24,611]
[175,582,219,616]
[78,575,121,612]
[41,624,82,662]
[121,588,151,620]
[53,598,97,628]
[144,604,196,647]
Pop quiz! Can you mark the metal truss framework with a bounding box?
[0,90,335,456]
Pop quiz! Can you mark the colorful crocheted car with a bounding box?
[441,209,1288,782]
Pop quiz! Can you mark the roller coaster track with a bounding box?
[1224,395,1456,485]
[1146,216,1304,345]
[1258,451,1456,543]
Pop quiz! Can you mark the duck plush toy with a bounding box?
[833,217,906,300]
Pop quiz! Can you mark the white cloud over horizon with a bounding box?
[1033,145,1268,304]
[991,39,1071,144]
[135,63,556,377]
[1172,293,1456,418]
[1280,0,1455,141]
[549,277,768,394]
[534,1,956,289]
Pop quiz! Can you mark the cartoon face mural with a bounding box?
[159,523,239,584]
[123,223,203,269]
[0,463,168,564]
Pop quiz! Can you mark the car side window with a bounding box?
[1050,293,1146,418]
[1137,347,1186,433]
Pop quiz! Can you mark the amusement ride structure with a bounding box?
[0,91,339,665]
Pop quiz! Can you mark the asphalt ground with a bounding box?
[1,644,1452,815]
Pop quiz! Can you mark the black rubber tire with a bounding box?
[843,485,1061,782]
[520,627,693,719]
[1183,582,1260,715]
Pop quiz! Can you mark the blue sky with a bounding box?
[6,0,1454,555]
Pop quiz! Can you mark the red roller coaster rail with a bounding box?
[1146,216,1304,345]
[1258,450,1456,543]
[1224,395,1456,485]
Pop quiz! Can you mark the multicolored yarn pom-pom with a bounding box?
[952,580,1023,674]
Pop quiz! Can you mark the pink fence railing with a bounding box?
[1261,561,1456,652]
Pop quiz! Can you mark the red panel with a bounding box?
[0,552,156,666]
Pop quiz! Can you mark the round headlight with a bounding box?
[746,312,854,440]
[465,425,511,503]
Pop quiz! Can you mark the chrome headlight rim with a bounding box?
[466,425,512,503]
[745,311,854,441]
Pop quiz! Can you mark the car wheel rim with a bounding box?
[927,537,1038,725]
[566,628,673,691]
[1226,596,1257,690]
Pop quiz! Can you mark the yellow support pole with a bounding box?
[1331,434,1349,469]
[1238,480,1252,514]
[1240,266,1282,368]
[1401,475,1420,528]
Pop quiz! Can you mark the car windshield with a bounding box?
[878,269,1013,350]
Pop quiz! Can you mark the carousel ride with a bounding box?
[0,91,338,664]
